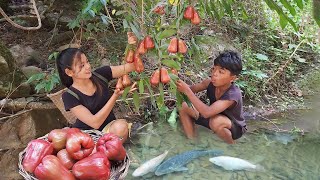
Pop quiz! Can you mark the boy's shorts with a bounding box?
[195,115,246,140]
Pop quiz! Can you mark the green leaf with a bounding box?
[139,79,144,94]
[169,73,179,83]
[162,60,181,70]
[167,108,178,128]
[209,0,222,20]
[133,91,140,112]
[191,37,200,51]
[265,0,298,31]
[35,83,46,93]
[157,29,177,40]
[159,106,169,120]
[82,0,95,14]
[243,70,268,79]
[121,86,131,101]
[176,91,183,108]
[88,10,96,17]
[27,73,45,84]
[169,80,177,95]
[100,0,107,6]
[156,83,164,108]
[144,79,156,108]
[297,57,306,63]
[115,10,126,16]
[295,0,304,9]
[255,53,269,61]
[48,52,58,61]
[47,82,54,92]
[129,22,142,39]
[221,0,233,17]
[279,14,288,29]
[314,0,320,27]
[264,0,275,10]
[288,44,297,49]
[182,93,192,107]
[279,0,296,16]
[239,3,249,20]
[123,19,129,29]
[100,14,109,25]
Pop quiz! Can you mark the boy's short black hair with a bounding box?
[213,50,242,75]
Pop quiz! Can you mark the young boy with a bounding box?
[176,51,246,144]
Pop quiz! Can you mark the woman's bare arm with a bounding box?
[110,63,135,78]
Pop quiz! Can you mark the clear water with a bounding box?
[125,120,320,180]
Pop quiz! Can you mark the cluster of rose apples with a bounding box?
[22,128,126,180]
[120,5,201,88]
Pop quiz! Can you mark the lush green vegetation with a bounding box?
[28,0,320,120]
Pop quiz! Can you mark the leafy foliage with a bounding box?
[27,52,60,93]
[200,0,319,30]
[53,0,319,121]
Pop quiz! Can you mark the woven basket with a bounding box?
[18,130,130,180]
[47,88,77,124]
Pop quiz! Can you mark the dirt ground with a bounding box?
[0,21,56,60]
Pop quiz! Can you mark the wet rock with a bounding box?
[0,81,31,99]
[0,148,24,180]
[0,109,66,150]
[139,135,161,148]
[0,119,23,150]
[10,45,42,67]
[198,138,209,148]
[43,0,81,30]
[187,163,195,174]
[0,41,14,71]
[0,42,32,98]
[173,174,185,180]
[192,171,207,179]
[0,55,10,75]
[21,66,42,79]
[0,0,10,12]
[49,31,74,45]
[127,148,141,167]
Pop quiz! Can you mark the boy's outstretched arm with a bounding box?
[176,79,234,119]
[189,79,211,93]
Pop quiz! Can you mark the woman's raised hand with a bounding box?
[114,82,137,96]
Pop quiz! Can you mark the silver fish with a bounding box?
[132,150,169,177]
[209,156,264,171]
[155,150,223,176]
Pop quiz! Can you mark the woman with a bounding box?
[56,48,136,142]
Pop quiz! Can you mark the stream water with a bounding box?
[125,113,320,179]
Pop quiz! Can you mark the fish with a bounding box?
[132,150,169,177]
[209,156,264,171]
[155,149,223,176]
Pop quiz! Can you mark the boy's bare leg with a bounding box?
[108,119,129,143]
[209,115,234,144]
[178,102,199,139]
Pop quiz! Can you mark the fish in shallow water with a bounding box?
[132,150,169,177]
[155,149,223,176]
[209,156,264,171]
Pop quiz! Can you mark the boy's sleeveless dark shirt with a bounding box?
[62,66,116,131]
[206,82,246,127]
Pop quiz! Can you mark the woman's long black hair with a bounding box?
[56,48,102,95]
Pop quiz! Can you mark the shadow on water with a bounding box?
[125,112,320,179]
